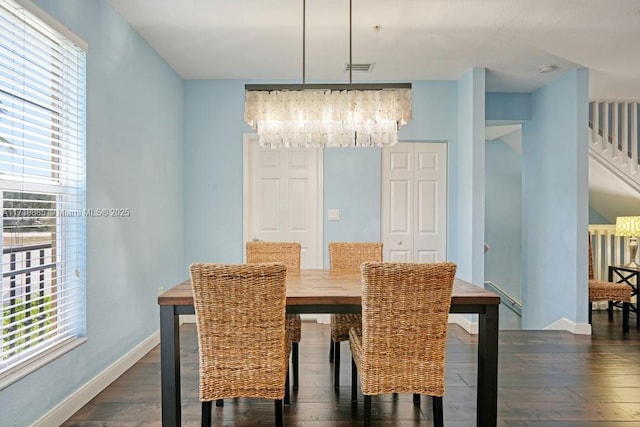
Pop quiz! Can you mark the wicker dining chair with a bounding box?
[350,261,457,427]
[588,234,631,332]
[189,262,290,427]
[246,241,302,390]
[328,241,382,389]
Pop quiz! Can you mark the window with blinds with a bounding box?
[0,0,86,379]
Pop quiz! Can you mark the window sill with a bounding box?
[0,337,87,391]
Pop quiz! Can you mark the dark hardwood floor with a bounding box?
[63,310,640,426]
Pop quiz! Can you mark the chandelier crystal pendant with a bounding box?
[244,0,412,148]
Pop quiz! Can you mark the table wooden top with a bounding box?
[158,269,501,307]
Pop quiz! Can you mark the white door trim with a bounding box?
[242,133,324,268]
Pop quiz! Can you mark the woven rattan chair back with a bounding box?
[327,242,384,388]
[357,261,457,397]
[328,242,383,272]
[327,242,383,388]
[189,262,290,403]
[588,234,630,302]
[246,241,301,271]
[245,240,303,391]
[586,234,631,333]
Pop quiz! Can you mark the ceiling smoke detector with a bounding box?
[537,64,558,74]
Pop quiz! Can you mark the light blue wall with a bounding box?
[183,80,249,265]
[485,137,523,329]
[486,92,530,122]
[0,1,185,426]
[589,208,609,224]
[486,88,603,330]
[323,147,381,267]
[456,68,486,284]
[522,68,589,328]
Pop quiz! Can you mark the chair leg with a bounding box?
[215,399,223,407]
[432,396,443,427]
[201,401,212,427]
[364,394,372,427]
[351,357,358,402]
[284,368,291,405]
[413,393,420,405]
[334,342,341,390]
[623,302,630,333]
[608,301,614,321]
[588,301,593,324]
[329,337,334,362]
[275,399,283,427]
[292,341,299,391]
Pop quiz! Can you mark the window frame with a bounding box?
[0,0,86,389]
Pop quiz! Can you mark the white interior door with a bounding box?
[243,134,323,269]
[382,142,447,262]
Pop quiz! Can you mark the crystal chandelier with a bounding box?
[244,0,412,148]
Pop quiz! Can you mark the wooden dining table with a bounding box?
[158,269,501,426]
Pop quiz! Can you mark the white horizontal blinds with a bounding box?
[0,0,85,374]
[0,1,84,186]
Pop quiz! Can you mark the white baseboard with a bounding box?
[543,317,592,335]
[32,331,160,427]
[448,314,478,334]
[300,314,330,324]
[449,315,593,335]
[181,314,196,324]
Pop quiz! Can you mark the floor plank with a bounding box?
[62,310,640,426]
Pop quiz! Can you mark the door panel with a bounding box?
[389,249,410,262]
[414,144,446,261]
[289,179,307,231]
[417,250,437,263]
[259,179,280,231]
[385,149,414,259]
[246,136,321,269]
[417,180,437,233]
[382,142,447,262]
[390,180,411,233]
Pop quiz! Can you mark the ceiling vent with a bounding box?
[345,63,374,72]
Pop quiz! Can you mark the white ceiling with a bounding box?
[109,0,640,98]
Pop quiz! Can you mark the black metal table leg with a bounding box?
[609,265,640,330]
[477,304,499,426]
[160,305,181,427]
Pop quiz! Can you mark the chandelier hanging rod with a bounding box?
[303,0,305,84]
[349,0,352,84]
[247,0,411,92]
